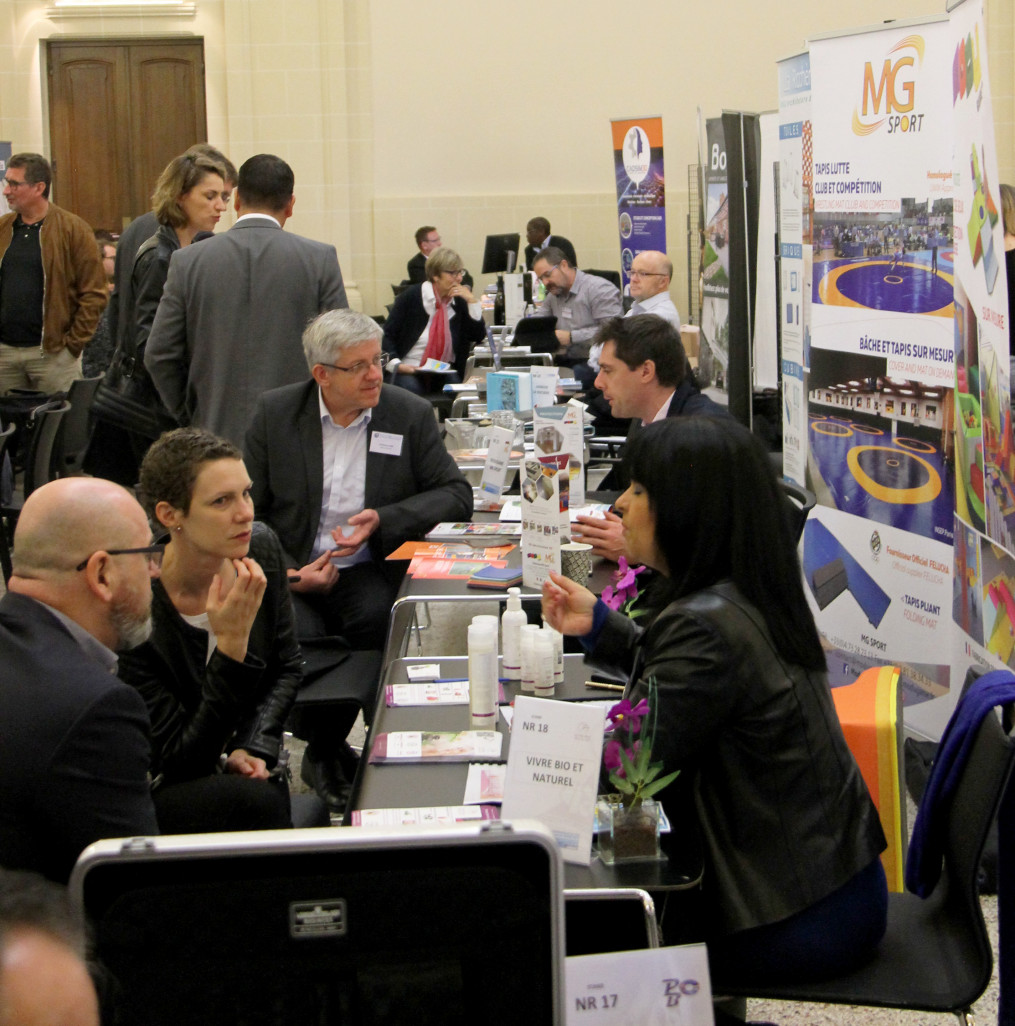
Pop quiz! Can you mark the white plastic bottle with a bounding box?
[501,588,527,679]
[468,619,498,729]
[543,620,565,687]
[519,624,542,692]
[533,631,555,697]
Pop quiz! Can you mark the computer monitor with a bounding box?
[481,233,521,274]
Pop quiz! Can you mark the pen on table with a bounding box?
[430,676,512,684]
[585,680,625,692]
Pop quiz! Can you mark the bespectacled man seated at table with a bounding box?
[244,308,472,807]
[530,248,622,367]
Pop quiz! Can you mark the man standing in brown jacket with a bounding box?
[0,153,107,393]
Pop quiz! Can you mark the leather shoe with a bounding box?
[300,748,352,814]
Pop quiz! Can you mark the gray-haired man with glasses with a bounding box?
[245,309,471,810]
[0,478,159,883]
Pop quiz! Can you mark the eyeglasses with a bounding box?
[536,263,560,284]
[2,178,29,189]
[75,543,166,572]
[319,354,389,376]
[629,270,667,279]
[442,269,465,278]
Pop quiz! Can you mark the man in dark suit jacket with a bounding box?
[145,153,348,446]
[524,216,577,269]
[246,310,471,646]
[0,478,160,883]
[572,315,729,560]
[406,225,441,284]
[245,309,472,807]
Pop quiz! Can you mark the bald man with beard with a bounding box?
[0,478,160,882]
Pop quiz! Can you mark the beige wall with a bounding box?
[0,0,1011,318]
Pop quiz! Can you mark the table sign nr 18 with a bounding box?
[565,945,714,1025]
[500,696,605,866]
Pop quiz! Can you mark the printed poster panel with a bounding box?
[610,116,666,291]
[947,0,1013,728]
[777,51,812,486]
[806,19,956,714]
[701,118,730,388]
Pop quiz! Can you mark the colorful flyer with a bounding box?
[533,404,586,506]
[520,458,565,589]
[368,731,503,763]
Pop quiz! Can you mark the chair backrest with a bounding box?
[780,478,816,541]
[942,707,1015,909]
[832,665,906,891]
[584,268,622,291]
[0,421,16,508]
[22,400,71,498]
[564,888,658,956]
[54,375,103,477]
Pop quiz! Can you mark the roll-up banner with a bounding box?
[701,118,730,389]
[610,117,665,292]
[804,17,957,735]
[777,52,812,488]
[947,0,1012,736]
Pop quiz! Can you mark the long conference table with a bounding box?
[345,651,702,892]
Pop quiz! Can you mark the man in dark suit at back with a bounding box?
[406,225,442,284]
[245,308,471,807]
[572,315,728,561]
[524,216,577,269]
[0,478,159,883]
[145,153,348,446]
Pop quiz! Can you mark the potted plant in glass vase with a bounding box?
[597,678,679,864]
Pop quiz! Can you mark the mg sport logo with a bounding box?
[852,35,925,137]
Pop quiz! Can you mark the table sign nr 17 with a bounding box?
[500,696,605,866]
[565,945,714,1025]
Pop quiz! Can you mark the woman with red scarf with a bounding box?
[382,246,486,394]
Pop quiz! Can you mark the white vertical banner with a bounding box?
[777,51,812,486]
[947,0,1013,732]
[804,18,957,733]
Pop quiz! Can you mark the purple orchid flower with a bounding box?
[606,697,650,734]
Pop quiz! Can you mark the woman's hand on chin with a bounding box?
[542,571,596,636]
[207,556,267,662]
[224,749,269,779]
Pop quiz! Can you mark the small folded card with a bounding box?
[368,731,504,763]
[349,805,500,827]
[386,681,507,707]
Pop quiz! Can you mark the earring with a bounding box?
[175,526,182,533]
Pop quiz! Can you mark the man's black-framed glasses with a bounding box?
[75,544,166,572]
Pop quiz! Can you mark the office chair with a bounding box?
[718,702,1015,1023]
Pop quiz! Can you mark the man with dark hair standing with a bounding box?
[0,869,98,1026]
[145,153,348,446]
[0,153,107,393]
[524,216,577,269]
[572,315,728,559]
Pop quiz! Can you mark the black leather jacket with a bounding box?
[591,580,885,936]
[119,522,301,783]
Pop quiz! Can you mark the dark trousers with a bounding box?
[291,560,402,650]
[154,774,291,834]
[290,560,399,758]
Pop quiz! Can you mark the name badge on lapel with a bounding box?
[370,431,403,456]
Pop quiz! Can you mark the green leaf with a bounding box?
[634,742,652,777]
[617,745,637,780]
[639,770,681,798]
[641,762,664,784]
[608,772,635,794]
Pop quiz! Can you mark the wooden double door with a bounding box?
[47,38,207,233]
